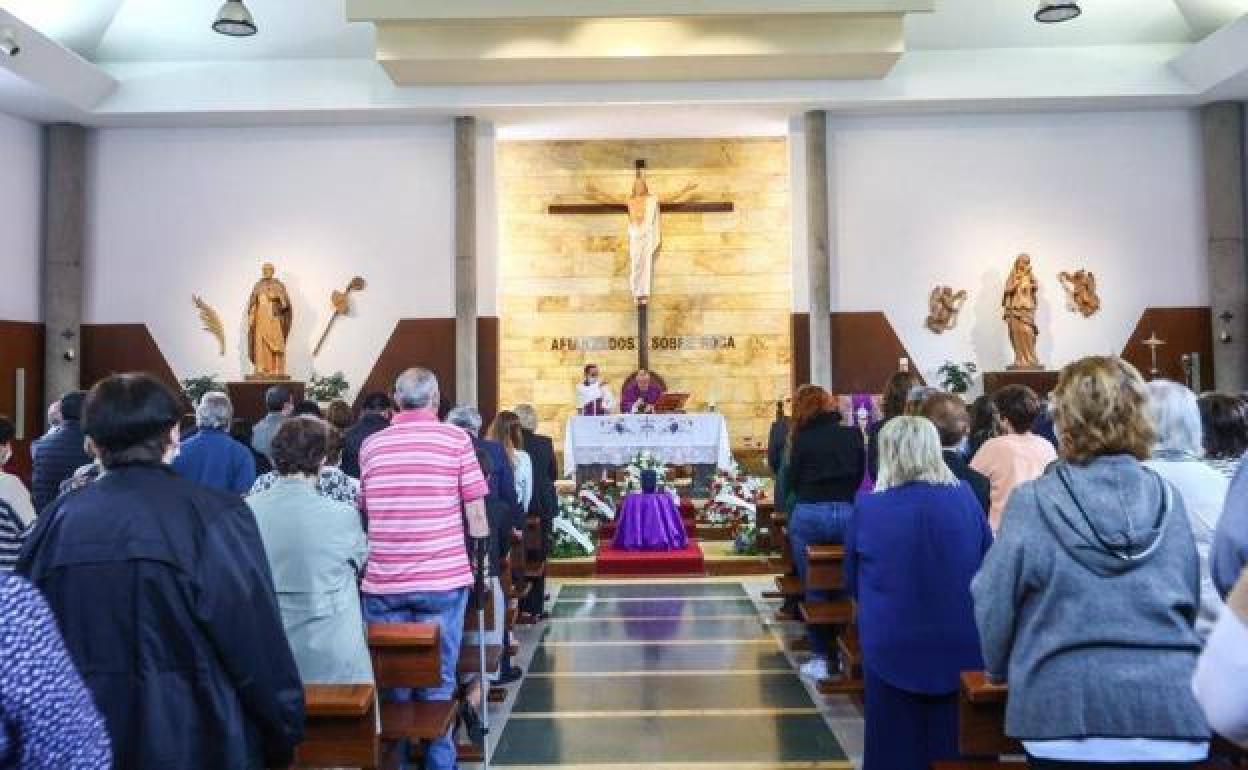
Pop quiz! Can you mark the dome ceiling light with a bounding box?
[213,0,257,37]
[1035,1,1082,22]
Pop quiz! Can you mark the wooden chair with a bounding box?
[295,684,378,769]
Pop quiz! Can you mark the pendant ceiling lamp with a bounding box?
[1035,1,1082,22]
[213,0,257,37]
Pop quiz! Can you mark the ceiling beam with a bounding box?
[1170,14,1248,92]
[0,9,118,117]
[347,0,933,21]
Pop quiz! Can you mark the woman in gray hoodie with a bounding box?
[971,356,1210,768]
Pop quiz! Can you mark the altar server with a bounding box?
[575,364,616,416]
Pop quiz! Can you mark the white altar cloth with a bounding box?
[562,413,733,476]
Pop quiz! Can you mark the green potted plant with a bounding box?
[937,360,978,395]
[181,374,226,406]
[307,371,350,405]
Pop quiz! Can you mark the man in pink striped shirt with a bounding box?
[359,368,490,770]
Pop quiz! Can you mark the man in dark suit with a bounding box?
[30,391,91,514]
[341,392,393,479]
[920,393,991,515]
[515,404,558,621]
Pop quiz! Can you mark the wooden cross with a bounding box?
[547,159,735,370]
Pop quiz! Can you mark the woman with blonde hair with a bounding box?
[783,384,865,681]
[847,416,991,770]
[972,356,1209,768]
[489,410,532,513]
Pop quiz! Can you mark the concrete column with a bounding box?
[1202,103,1248,392]
[42,124,87,405]
[804,111,833,388]
[455,116,479,406]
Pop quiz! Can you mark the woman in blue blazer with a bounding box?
[846,416,993,770]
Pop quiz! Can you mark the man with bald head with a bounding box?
[621,368,665,414]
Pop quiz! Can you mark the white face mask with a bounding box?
[0,445,10,467]
[587,375,599,385]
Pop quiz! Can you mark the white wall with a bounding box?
[0,112,41,322]
[828,109,1208,386]
[85,123,456,397]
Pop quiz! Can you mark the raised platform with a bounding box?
[595,541,706,577]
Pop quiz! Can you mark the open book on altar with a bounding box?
[654,392,690,413]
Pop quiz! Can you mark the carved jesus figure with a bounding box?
[1003,254,1041,370]
[587,164,697,305]
[247,263,292,379]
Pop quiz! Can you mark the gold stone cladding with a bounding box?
[498,138,793,448]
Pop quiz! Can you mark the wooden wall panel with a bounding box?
[477,316,500,426]
[829,312,922,394]
[789,312,921,396]
[0,321,45,485]
[81,324,182,399]
[790,313,810,391]
[1121,307,1214,387]
[353,319,458,414]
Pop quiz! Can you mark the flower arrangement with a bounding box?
[622,451,670,494]
[700,459,766,554]
[937,360,978,395]
[181,374,226,406]
[551,479,619,559]
[551,495,600,559]
[307,371,350,402]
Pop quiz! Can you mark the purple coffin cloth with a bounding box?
[612,493,689,552]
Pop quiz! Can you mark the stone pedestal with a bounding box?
[226,381,305,424]
[982,370,1059,397]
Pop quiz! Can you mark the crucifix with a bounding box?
[1142,331,1166,378]
[548,159,734,370]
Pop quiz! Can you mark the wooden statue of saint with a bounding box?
[1003,254,1042,370]
[246,262,292,380]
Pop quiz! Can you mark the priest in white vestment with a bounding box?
[576,364,616,416]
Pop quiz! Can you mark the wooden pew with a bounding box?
[794,545,861,696]
[932,672,1248,770]
[295,684,378,769]
[367,623,459,751]
[799,545,853,628]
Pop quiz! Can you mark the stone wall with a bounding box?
[497,138,792,449]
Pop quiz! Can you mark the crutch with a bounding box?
[472,535,493,770]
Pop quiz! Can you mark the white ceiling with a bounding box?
[0,0,1246,129]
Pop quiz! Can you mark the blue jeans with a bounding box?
[364,587,469,770]
[789,501,852,658]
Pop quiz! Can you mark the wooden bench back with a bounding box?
[368,623,442,689]
[958,671,1022,757]
[806,545,845,591]
[297,683,378,769]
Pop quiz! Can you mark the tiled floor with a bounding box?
[485,578,861,770]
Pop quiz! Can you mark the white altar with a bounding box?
[562,413,734,477]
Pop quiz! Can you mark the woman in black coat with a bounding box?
[18,373,304,770]
[783,384,865,681]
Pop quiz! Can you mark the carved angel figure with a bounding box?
[925,286,969,334]
[1059,269,1101,318]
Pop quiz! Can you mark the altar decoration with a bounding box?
[612,492,689,552]
[552,484,612,559]
[699,460,766,554]
[622,451,674,496]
